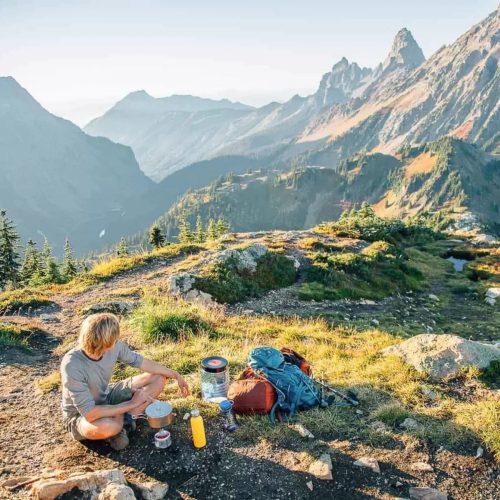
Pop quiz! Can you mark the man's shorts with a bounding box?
[63,377,134,441]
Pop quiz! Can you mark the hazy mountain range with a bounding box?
[85,8,498,182]
[0,7,498,254]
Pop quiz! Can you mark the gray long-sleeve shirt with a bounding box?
[60,340,144,420]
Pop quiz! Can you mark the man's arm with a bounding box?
[84,389,151,422]
[140,358,190,397]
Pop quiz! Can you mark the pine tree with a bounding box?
[61,239,78,281]
[32,238,60,285]
[0,210,20,289]
[195,215,205,243]
[117,238,129,257]
[206,218,218,241]
[216,217,230,237]
[178,212,193,244]
[149,225,165,249]
[19,239,41,286]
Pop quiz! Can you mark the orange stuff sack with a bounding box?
[280,348,312,376]
[227,368,277,415]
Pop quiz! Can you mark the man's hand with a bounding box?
[131,388,153,407]
[175,374,190,397]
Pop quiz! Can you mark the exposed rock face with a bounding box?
[216,244,269,273]
[168,273,215,305]
[383,334,500,380]
[300,8,499,156]
[379,28,425,75]
[315,57,372,107]
[168,273,196,296]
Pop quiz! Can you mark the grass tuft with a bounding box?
[37,371,61,393]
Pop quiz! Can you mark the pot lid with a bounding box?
[201,356,228,373]
[145,400,172,418]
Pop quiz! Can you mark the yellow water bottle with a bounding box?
[190,408,206,448]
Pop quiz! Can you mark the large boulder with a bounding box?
[168,273,196,295]
[217,244,268,274]
[382,334,500,380]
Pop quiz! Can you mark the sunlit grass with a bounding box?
[120,293,500,459]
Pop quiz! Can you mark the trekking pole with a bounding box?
[315,379,359,406]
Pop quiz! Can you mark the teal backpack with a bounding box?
[248,346,322,423]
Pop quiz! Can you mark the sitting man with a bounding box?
[61,312,189,450]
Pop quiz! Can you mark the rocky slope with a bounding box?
[139,138,499,242]
[297,8,499,160]
[0,77,155,253]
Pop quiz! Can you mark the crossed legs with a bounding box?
[76,373,167,440]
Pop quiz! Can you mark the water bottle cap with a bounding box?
[219,399,233,411]
[191,408,200,417]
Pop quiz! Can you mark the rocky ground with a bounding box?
[0,231,499,499]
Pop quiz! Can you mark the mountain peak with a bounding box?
[382,28,425,71]
[315,58,371,107]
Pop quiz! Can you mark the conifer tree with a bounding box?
[195,215,205,243]
[216,217,230,237]
[117,238,129,257]
[178,212,193,244]
[19,239,41,286]
[61,239,78,281]
[31,238,60,285]
[149,225,165,249]
[206,218,218,241]
[0,210,20,289]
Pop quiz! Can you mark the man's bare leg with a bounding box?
[77,414,124,440]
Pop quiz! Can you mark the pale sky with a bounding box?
[0,0,496,125]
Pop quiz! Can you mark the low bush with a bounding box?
[315,204,439,246]
[300,243,423,301]
[195,251,297,304]
[0,289,53,314]
[0,323,33,347]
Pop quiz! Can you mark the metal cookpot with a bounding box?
[133,400,175,429]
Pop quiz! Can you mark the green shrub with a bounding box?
[300,243,423,302]
[0,323,35,347]
[135,307,210,343]
[0,289,53,314]
[315,205,439,245]
[195,251,297,304]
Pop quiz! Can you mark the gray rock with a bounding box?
[410,462,434,472]
[370,420,388,432]
[39,314,59,323]
[400,418,421,431]
[136,481,168,500]
[382,334,500,380]
[82,302,135,316]
[168,273,195,295]
[409,487,447,500]
[308,453,333,480]
[183,289,215,306]
[427,294,439,302]
[353,457,380,473]
[98,483,136,500]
